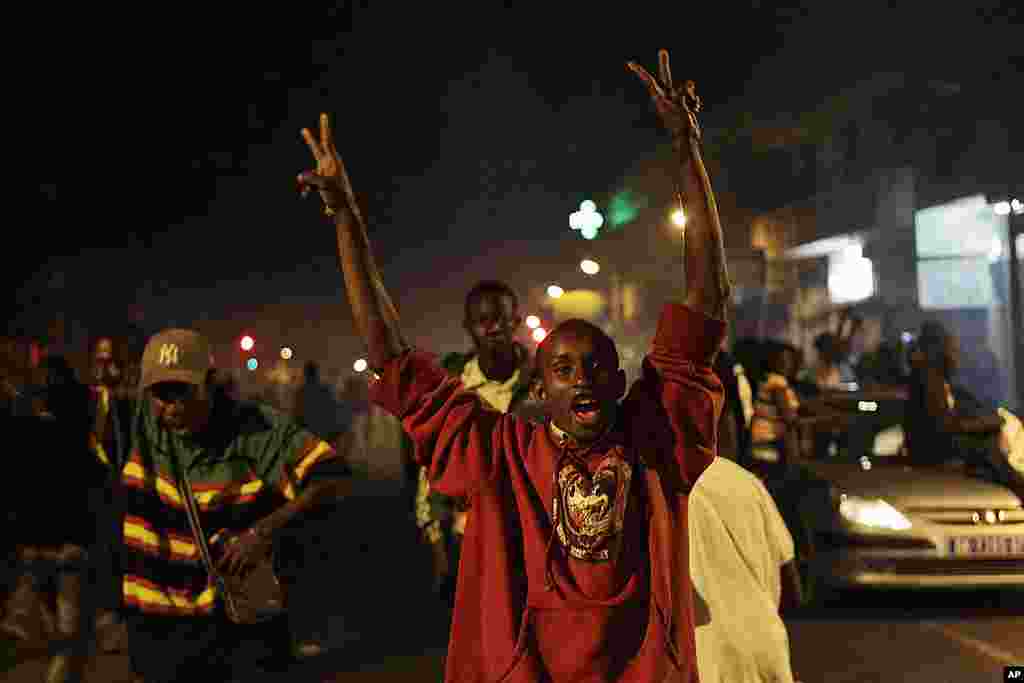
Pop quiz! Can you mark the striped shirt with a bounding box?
[749,372,800,462]
[101,400,344,617]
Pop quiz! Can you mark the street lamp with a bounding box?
[547,284,565,299]
[580,259,601,275]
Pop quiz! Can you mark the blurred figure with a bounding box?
[293,361,351,445]
[855,336,910,389]
[713,336,753,462]
[905,321,1019,492]
[955,339,1006,411]
[689,456,802,683]
[751,341,849,469]
[808,310,862,390]
[3,355,106,682]
[810,333,844,389]
[85,336,133,654]
[749,342,802,468]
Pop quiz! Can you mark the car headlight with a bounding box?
[838,495,912,531]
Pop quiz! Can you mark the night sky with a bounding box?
[16,2,1022,362]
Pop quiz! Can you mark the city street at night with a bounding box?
[5,2,1022,682]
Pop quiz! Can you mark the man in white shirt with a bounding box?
[689,456,803,682]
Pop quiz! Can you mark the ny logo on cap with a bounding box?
[158,344,180,367]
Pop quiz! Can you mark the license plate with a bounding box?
[948,535,1024,557]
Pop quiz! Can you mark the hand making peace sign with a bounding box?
[627,49,703,142]
[297,113,363,224]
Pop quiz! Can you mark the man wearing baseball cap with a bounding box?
[92,328,352,682]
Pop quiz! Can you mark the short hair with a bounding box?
[534,319,619,377]
[464,280,518,322]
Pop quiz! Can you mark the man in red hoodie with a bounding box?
[298,49,731,682]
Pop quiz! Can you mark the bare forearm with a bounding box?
[675,135,731,320]
[333,208,407,368]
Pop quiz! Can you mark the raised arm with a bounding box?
[297,113,407,369]
[628,50,732,321]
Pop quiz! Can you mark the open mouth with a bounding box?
[571,396,603,425]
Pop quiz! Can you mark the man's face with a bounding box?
[534,327,625,444]
[148,381,212,436]
[92,338,121,386]
[465,293,521,355]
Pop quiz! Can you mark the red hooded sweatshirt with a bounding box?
[369,304,724,682]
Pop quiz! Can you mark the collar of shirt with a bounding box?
[460,356,521,414]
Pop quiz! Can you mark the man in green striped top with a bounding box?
[97,328,351,682]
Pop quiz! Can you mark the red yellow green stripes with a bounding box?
[123,574,217,617]
[280,439,336,500]
[123,515,198,563]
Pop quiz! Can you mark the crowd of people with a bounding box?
[2,48,1022,682]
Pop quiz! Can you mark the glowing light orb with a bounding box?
[570,200,604,240]
[353,358,368,373]
[280,347,293,360]
[246,358,258,371]
[671,208,687,228]
[525,315,541,329]
[547,285,565,299]
[240,335,255,351]
[532,327,548,343]
[580,259,600,275]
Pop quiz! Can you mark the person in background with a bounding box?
[904,321,1020,493]
[713,336,753,462]
[99,329,351,681]
[689,456,802,682]
[416,280,538,605]
[293,361,351,445]
[749,342,803,469]
[85,335,133,654]
[4,356,107,682]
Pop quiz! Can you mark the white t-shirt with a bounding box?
[689,457,797,683]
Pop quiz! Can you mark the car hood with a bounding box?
[799,462,1022,510]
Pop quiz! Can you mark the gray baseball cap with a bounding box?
[139,329,214,389]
